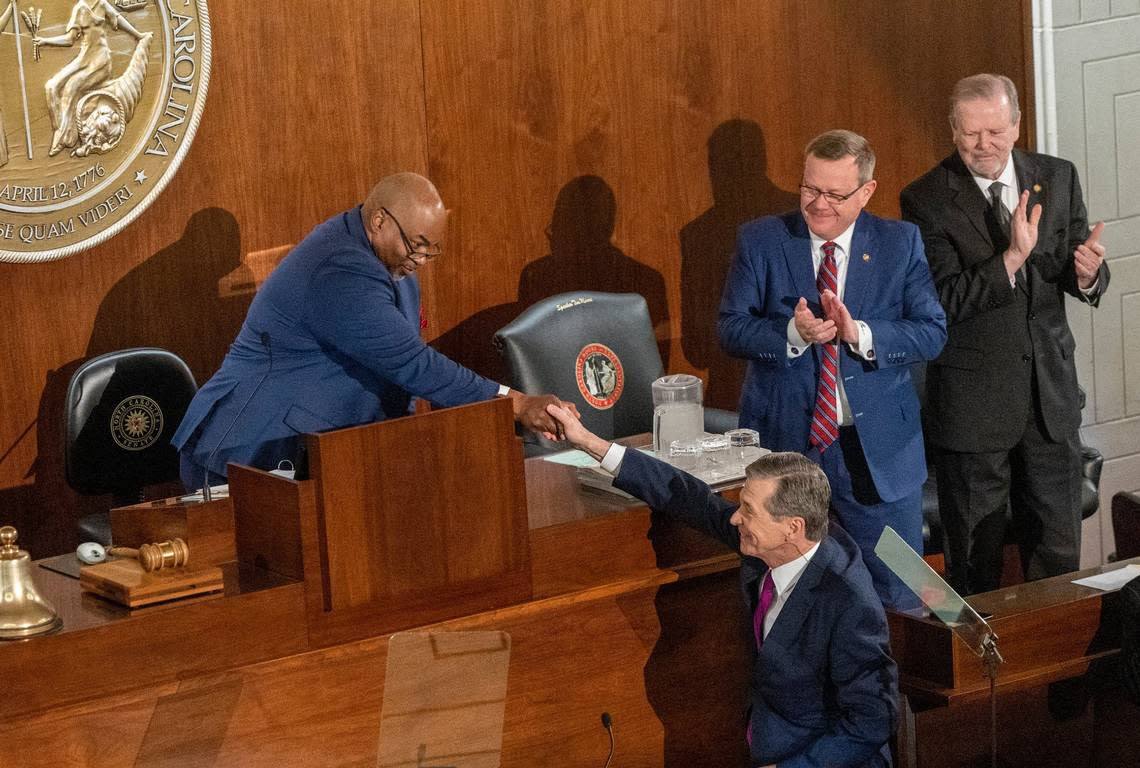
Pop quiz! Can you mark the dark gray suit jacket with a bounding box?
[900,150,1109,452]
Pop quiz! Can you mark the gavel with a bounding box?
[108,538,190,572]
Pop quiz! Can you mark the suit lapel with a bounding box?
[761,538,833,656]
[782,214,817,302]
[843,213,874,321]
[1013,150,1040,299]
[947,154,993,247]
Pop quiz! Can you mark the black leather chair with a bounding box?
[1112,492,1140,562]
[64,348,198,543]
[494,291,736,453]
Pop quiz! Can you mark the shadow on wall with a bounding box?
[86,207,251,383]
[433,175,671,387]
[680,120,798,410]
[519,175,670,369]
[0,209,251,555]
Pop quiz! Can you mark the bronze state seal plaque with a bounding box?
[0,0,211,262]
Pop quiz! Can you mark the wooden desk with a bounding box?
[891,559,1137,706]
[0,440,751,768]
[5,420,1133,767]
[890,560,1140,767]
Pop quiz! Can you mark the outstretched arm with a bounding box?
[547,404,742,550]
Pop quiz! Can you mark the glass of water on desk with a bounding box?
[699,434,730,479]
[726,428,761,468]
[668,439,703,472]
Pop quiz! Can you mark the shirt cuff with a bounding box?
[847,321,875,360]
[786,318,808,358]
[497,384,511,397]
[599,443,627,475]
[1079,277,1099,296]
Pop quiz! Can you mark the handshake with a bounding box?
[508,391,581,441]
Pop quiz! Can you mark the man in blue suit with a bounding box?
[174,172,573,490]
[719,130,946,608]
[547,403,898,767]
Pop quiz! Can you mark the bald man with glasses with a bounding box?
[719,130,947,609]
[174,172,574,490]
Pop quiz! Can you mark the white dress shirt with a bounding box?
[972,160,1020,289]
[759,540,821,640]
[973,158,1097,295]
[785,220,874,426]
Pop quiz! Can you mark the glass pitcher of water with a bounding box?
[652,374,704,454]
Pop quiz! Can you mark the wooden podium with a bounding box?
[229,397,533,647]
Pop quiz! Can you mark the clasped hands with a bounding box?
[509,390,580,440]
[794,290,859,346]
[1004,190,1104,290]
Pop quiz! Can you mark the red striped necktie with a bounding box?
[808,241,840,452]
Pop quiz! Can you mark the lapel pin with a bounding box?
[862,253,871,262]
[1032,183,1042,193]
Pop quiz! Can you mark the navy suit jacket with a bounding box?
[173,207,498,482]
[718,211,946,502]
[614,449,898,767]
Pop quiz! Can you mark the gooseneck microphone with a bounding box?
[202,332,273,502]
[600,712,615,768]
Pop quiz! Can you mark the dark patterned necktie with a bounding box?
[990,181,1026,289]
[988,181,1010,237]
[808,241,840,451]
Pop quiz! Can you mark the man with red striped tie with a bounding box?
[719,130,947,608]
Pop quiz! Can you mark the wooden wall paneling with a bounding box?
[0,0,1034,557]
[419,0,1032,411]
[0,0,430,556]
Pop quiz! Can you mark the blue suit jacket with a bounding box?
[172,207,499,481]
[718,211,946,502]
[614,449,897,767]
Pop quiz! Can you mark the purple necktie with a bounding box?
[808,241,840,452]
[752,570,776,649]
[747,571,777,747]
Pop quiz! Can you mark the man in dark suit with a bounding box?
[547,403,898,768]
[900,74,1109,594]
[719,130,947,608]
[898,73,1103,592]
[174,172,572,490]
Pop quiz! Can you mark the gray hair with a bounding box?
[949,73,1020,128]
[745,452,831,541]
[805,129,876,185]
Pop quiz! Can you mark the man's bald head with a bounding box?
[361,172,448,279]
[362,172,445,222]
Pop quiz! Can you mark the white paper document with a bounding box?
[1071,563,1140,591]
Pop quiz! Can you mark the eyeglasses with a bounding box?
[798,183,866,205]
[381,207,442,261]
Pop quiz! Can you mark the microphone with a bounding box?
[600,712,614,768]
[202,332,273,502]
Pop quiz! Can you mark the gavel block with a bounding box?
[80,558,224,608]
[110,498,236,567]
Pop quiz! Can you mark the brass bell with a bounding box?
[0,526,63,639]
